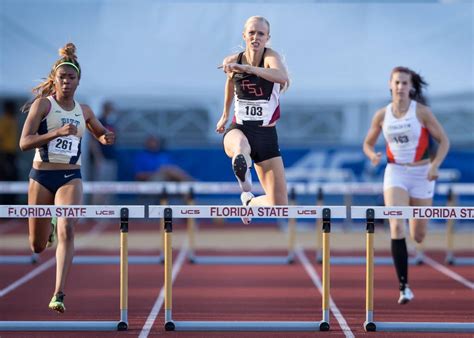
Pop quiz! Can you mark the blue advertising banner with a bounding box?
[117,146,473,183]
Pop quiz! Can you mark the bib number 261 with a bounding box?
[55,138,73,151]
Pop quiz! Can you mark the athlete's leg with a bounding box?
[224,129,252,192]
[408,197,432,243]
[385,187,410,239]
[223,129,251,159]
[249,156,288,206]
[53,178,82,296]
[385,187,413,302]
[28,179,55,253]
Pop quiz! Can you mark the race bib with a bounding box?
[235,99,268,121]
[48,135,80,156]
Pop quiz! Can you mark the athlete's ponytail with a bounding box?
[22,43,81,113]
[391,66,428,105]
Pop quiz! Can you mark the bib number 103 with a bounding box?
[245,106,263,116]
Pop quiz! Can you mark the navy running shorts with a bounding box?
[29,168,82,194]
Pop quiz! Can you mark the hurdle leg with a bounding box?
[445,189,456,264]
[287,188,296,263]
[320,208,331,331]
[118,208,129,330]
[364,209,376,332]
[186,191,196,262]
[315,187,324,263]
[288,217,296,263]
[163,208,175,331]
[159,190,169,263]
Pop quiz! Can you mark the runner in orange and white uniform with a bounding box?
[363,66,449,305]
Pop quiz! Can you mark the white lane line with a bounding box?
[423,254,474,289]
[296,247,355,338]
[0,257,56,297]
[0,220,108,297]
[139,243,188,338]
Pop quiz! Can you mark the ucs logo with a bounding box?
[96,210,115,216]
[180,210,200,215]
[383,210,403,216]
[297,210,317,215]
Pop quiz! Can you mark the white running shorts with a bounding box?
[383,163,435,199]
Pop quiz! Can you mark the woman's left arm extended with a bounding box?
[82,104,115,145]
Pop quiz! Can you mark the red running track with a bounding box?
[0,227,472,337]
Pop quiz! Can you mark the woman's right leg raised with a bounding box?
[224,129,253,192]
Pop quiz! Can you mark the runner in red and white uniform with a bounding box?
[363,66,449,304]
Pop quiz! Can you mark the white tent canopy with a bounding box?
[1,0,473,102]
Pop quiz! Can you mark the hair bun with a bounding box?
[58,43,77,60]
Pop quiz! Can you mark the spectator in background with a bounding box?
[134,135,193,182]
[0,100,19,204]
[89,101,118,204]
[90,101,118,181]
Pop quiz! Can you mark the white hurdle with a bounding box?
[352,206,474,333]
[0,205,145,332]
[149,205,346,332]
[184,187,301,265]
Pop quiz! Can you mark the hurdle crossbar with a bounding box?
[352,206,474,333]
[2,182,473,266]
[0,205,144,332]
[444,189,474,266]
[155,205,346,332]
[186,188,298,265]
[0,204,161,266]
[314,188,424,266]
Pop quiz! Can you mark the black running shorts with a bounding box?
[223,122,281,163]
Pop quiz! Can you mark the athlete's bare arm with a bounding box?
[221,49,288,86]
[82,104,115,145]
[417,104,450,177]
[19,98,77,151]
[216,55,238,133]
[363,108,385,166]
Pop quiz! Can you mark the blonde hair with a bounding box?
[243,16,270,35]
[22,43,81,112]
[243,16,290,92]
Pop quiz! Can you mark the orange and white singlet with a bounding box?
[382,100,429,164]
[33,96,85,165]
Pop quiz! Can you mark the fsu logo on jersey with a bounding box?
[240,80,264,97]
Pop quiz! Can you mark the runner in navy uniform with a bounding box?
[20,43,115,313]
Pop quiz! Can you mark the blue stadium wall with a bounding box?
[116,146,474,183]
